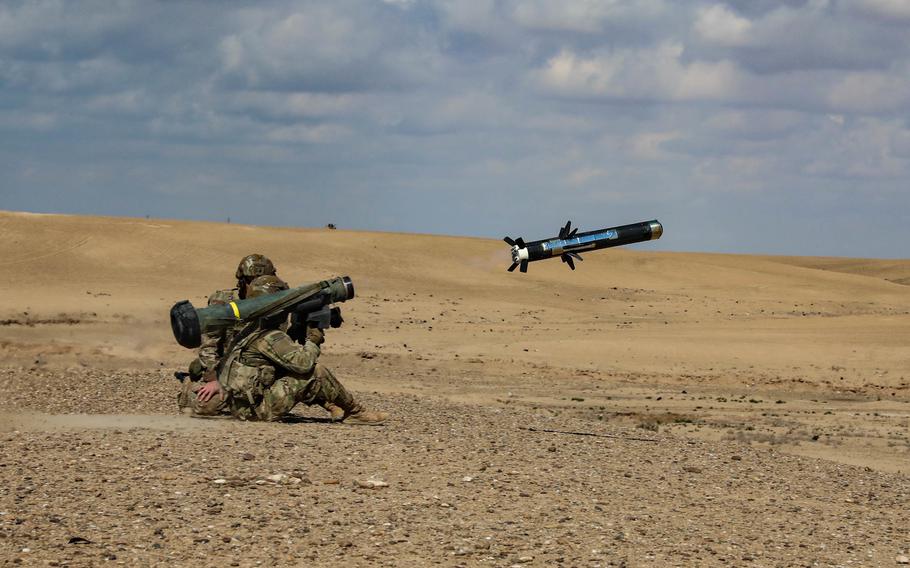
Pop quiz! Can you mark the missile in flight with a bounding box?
[503,219,663,272]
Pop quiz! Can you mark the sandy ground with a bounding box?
[0,210,908,566]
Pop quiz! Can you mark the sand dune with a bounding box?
[0,210,908,566]
[2,210,908,390]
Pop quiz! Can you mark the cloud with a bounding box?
[0,110,57,131]
[802,118,910,179]
[826,69,910,113]
[628,131,681,160]
[1,0,909,256]
[688,1,909,74]
[216,2,441,93]
[533,44,742,102]
[264,122,352,144]
[853,0,910,21]
[694,4,753,47]
[225,91,363,120]
[0,1,134,56]
[510,0,669,33]
[705,110,805,140]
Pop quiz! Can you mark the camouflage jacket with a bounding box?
[197,288,241,371]
[219,328,321,403]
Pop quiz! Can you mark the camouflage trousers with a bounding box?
[227,363,353,422]
[177,378,229,417]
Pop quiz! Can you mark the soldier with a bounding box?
[195,275,388,425]
[177,255,342,419]
[198,253,278,374]
[177,254,277,416]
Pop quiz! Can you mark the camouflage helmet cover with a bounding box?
[247,275,289,298]
[206,288,237,306]
[235,254,276,280]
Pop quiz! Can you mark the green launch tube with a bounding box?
[169,276,354,349]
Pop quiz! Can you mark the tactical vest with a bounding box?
[219,328,277,406]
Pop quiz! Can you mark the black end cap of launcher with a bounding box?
[170,300,202,349]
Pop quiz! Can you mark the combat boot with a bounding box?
[321,402,346,422]
[307,364,387,424]
[342,401,389,425]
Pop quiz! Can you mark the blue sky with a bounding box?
[1,0,909,257]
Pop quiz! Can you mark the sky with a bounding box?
[1,0,909,258]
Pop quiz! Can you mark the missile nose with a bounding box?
[649,221,663,240]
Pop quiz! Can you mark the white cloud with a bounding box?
[265,123,351,144]
[0,110,58,131]
[854,0,910,20]
[1,56,130,93]
[803,118,909,179]
[826,70,910,113]
[84,90,148,113]
[510,0,668,33]
[628,131,681,160]
[0,0,136,52]
[694,4,753,46]
[217,4,421,92]
[693,155,773,192]
[2,0,910,256]
[227,91,362,119]
[534,44,742,102]
[566,166,609,186]
[436,0,499,33]
[705,110,805,140]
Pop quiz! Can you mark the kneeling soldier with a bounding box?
[194,275,387,425]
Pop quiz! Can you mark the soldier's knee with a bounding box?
[313,363,331,379]
[177,380,196,413]
[257,382,296,421]
[193,398,225,417]
[178,380,226,417]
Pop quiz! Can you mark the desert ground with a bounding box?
[0,209,908,567]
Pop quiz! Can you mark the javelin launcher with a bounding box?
[169,276,354,348]
[504,220,663,272]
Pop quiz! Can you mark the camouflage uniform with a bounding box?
[219,328,355,422]
[177,254,277,416]
[179,270,383,423]
[177,288,242,416]
[198,288,242,371]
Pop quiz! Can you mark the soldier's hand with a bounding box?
[306,326,325,346]
[196,381,223,403]
[202,368,218,383]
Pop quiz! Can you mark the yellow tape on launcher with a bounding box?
[169,276,354,349]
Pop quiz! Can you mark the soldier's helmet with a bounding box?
[235,254,276,281]
[247,275,289,299]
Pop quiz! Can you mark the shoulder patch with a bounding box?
[261,329,289,345]
[207,288,238,306]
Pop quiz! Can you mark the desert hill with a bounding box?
[0,210,908,566]
[2,210,908,390]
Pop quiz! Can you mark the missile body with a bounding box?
[504,220,663,272]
